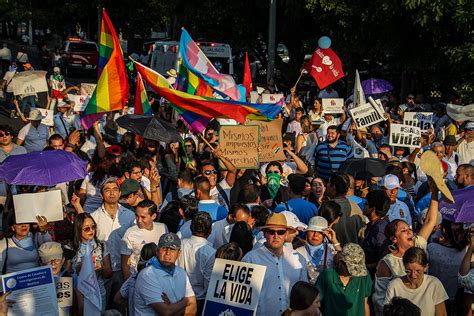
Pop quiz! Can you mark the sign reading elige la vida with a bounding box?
[203,259,267,316]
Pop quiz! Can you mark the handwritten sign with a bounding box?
[203,259,266,316]
[322,98,344,114]
[247,119,286,162]
[10,71,49,96]
[261,93,284,104]
[219,125,259,169]
[403,112,434,132]
[13,190,64,223]
[349,102,385,129]
[67,94,90,112]
[37,108,54,126]
[389,123,421,148]
[56,277,73,316]
[80,83,96,97]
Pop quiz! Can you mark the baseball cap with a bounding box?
[101,177,119,190]
[38,242,63,263]
[288,174,306,195]
[306,216,328,232]
[280,211,307,232]
[383,174,400,190]
[465,122,474,131]
[120,179,140,197]
[158,233,181,250]
[339,243,367,277]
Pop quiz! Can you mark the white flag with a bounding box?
[353,69,366,107]
[77,241,102,315]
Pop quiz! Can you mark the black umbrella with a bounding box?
[338,158,388,180]
[116,114,182,143]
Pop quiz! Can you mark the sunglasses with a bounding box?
[82,224,96,233]
[0,132,11,137]
[203,170,218,176]
[265,229,286,236]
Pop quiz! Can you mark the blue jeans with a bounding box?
[20,95,36,113]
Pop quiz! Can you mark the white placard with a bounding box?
[261,93,283,104]
[67,94,90,112]
[389,123,421,148]
[203,258,267,316]
[56,277,73,316]
[403,112,434,132]
[322,98,344,114]
[13,190,64,223]
[349,102,385,129]
[2,266,59,316]
[10,71,49,96]
[80,83,96,97]
[249,91,259,104]
[38,108,54,126]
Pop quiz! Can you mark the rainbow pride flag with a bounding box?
[85,9,129,115]
[133,61,280,124]
[134,73,152,115]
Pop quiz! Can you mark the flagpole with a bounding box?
[292,69,307,90]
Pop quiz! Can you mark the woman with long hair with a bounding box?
[296,115,318,170]
[308,177,326,208]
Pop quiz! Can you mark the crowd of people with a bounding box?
[0,41,473,316]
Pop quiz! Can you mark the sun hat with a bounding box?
[166,69,178,78]
[306,216,328,232]
[38,242,63,263]
[27,109,45,121]
[339,243,367,277]
[443,135,457,146]
[383,174,400,190]
[280,211,307,232]
[420,150,454,203]
[158,232,181,249]
[258,213,288,230]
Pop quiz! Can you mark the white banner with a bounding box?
[67,94,90,112]
[13,190,64,223]
[9,71,49,96]
[203,259,266,316]
[80,83,96,97]
[389,123,421,148]
[322,98,344,114]
[403,112,434,132]
[349,102,384,129]
[261,93,283,104]
[37,108,54,127]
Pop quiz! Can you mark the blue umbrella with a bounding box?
[361,78,393,95]
[0,150,87,186]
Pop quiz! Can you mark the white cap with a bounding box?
[465,121,474,130]
[280,211,307,231]
[383,174,400,190]
[306,216,328,232]
[53,66,60,73]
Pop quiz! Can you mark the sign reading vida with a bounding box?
[389,123,421,148]
[403,112,434,132]
[349,103,384,129]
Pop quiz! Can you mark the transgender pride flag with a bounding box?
[180,28,242,101]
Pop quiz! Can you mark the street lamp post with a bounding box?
[267,0,276,83]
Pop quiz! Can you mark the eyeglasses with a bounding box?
[82,224,96,232]
[0,132,11,137]
[203,170,218,176]
[47,259,62,265]
[265,229,287,235]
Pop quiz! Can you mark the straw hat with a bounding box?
[166,69,178,78]
[258,213,288,230]
[420,150,454,203]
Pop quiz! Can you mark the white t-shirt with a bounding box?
[121,223,168,274]
[384,275,448,316]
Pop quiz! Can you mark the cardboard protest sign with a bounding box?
[261,93,283,104]
[13,190,64,223]
[219,125,259,169]
[403,112,434,132]
[9,71,49,96]
[2,266,59,316]
[322,98,344,114]
[38,108,54,126]
[67,94,90,112]
[203,259,267,316]
[80,83,96,97]
[389,123,421,148]
[247,119,286,162]
[56,277,73,316]
[349,102,385,129]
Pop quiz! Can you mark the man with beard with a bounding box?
[455,164,474,189]
[314,125,354,181]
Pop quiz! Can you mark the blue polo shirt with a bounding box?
[387,199,412,226]
[198,200,227,222]
[314,140,354,180]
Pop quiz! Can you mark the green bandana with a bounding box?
[267,173,281,200]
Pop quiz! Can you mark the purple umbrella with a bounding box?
[439,186,474,223]
[0,150,87,186]
[361,78,393,95]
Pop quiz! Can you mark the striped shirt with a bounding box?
[314,140,354,180]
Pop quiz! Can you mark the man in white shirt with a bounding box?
[457,122,474,165]
[176,212,216,314]
[134,233,197,316]
[208,203,252,249]
[121,199,168,280]
[242,213,308,315]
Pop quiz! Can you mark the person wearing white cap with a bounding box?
[297,216,341,284]
[383,174,412,226]
[16,109,50,152]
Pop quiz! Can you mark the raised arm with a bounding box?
[418,178,439,241]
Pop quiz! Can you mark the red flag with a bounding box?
[243,52,253,97]
[305,48,345,89]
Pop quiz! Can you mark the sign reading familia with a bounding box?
[389,123,421,148]
[349,103,385,129]
[219,125,260,169]
[203,259,266,316]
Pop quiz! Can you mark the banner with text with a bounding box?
[38,108,54,126]
[203,259,267,316]
[56,277,73,316]
[247,119,286,162]
[261,93,284,104]
[403,112,434,132]
[322,98,344,114]
[349,102,384,129]
[67,94,90,112]
[389,123,421,148]
[219,125,260,169]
